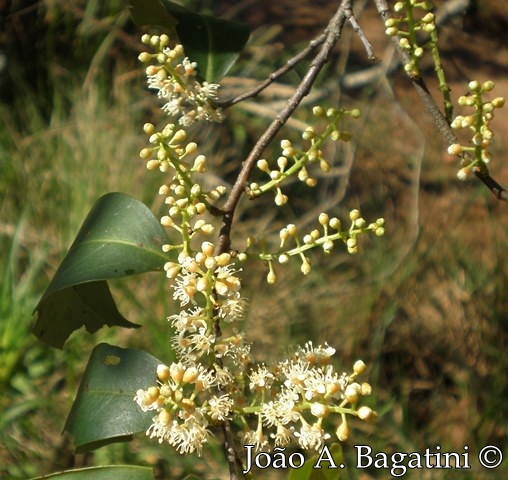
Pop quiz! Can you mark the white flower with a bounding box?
[249,365,275,392]
[206,394,234,421]
[218,295,247,322]
[294,420,330,451]
[261,399,299,427]
[241,422,269,452]
[270,423,293,447]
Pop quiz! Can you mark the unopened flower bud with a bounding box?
[146,159,160,170]
[301,259,311,275]
[361,382,372,396]
[257,159,270,172]
[323,240,334,253]
[157,364,171,382]
[318,213,329,226]
[278,253,289,264]
[329,217,341,230]
[344,383,361,403]
[215,252,231,266]
[447,144,463,155]
[492,97,505,108]
[183,366,199,384]
[310,403,329,418]
[353,360,367,375]
[170,363,185,384]
[357,406,377,423]
[468,80,480,91]
[482,80,495,92]
[349,209,361,221]
[336,421,350,441]
[201,241,215,257]
[313,106,325,117]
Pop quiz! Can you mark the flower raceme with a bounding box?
[446,80,505,180]
[139,34,224,126]
[135,344,375,455]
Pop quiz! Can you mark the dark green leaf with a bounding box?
[64,343,162,452]
[130,0,250,82]
[33,192,173,348]
[34,282,136,350]
[30,465,154,480]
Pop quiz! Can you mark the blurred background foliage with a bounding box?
[1,0,507,478]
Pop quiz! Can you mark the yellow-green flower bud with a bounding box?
[336,421,350,441]
[447,143,463,155]
[318,213,329,226]
[344,383,361,403]
[323,240,334,253]
[137,147,151,163]
[278,253,289,264]
[329,217,341,230]
[257,159,270,172]
[157,364,171,382]
[492,97,505,108]
[482,80,495,92]
[361,382,372,396]
[313,106,325,117]
[286,224,297,235]
[170,363,185,384]
[468,80,480,92]
[183,366,199,384]
[301,260,311,275]
[201,241,215,257]
[353,360,367,375]
[357,406,377,423]
[349,209,361,221]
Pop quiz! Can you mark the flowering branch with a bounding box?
[131,1,383,475]
[375,0,508,202]
[216,2,351,255]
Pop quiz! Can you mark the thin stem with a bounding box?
[218,32,328,108]
[428,28,453,122]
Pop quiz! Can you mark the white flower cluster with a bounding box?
[241,343,375,452]
[134,34,377,458]
[135,340,374,455]
[134,241,251,455]
[139,34,224,126]
[134,363,234,455]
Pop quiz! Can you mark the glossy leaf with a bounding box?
[33,192,173,348]
[30,465,154,480]
[64,343,162,452]
[130,0,250,82]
